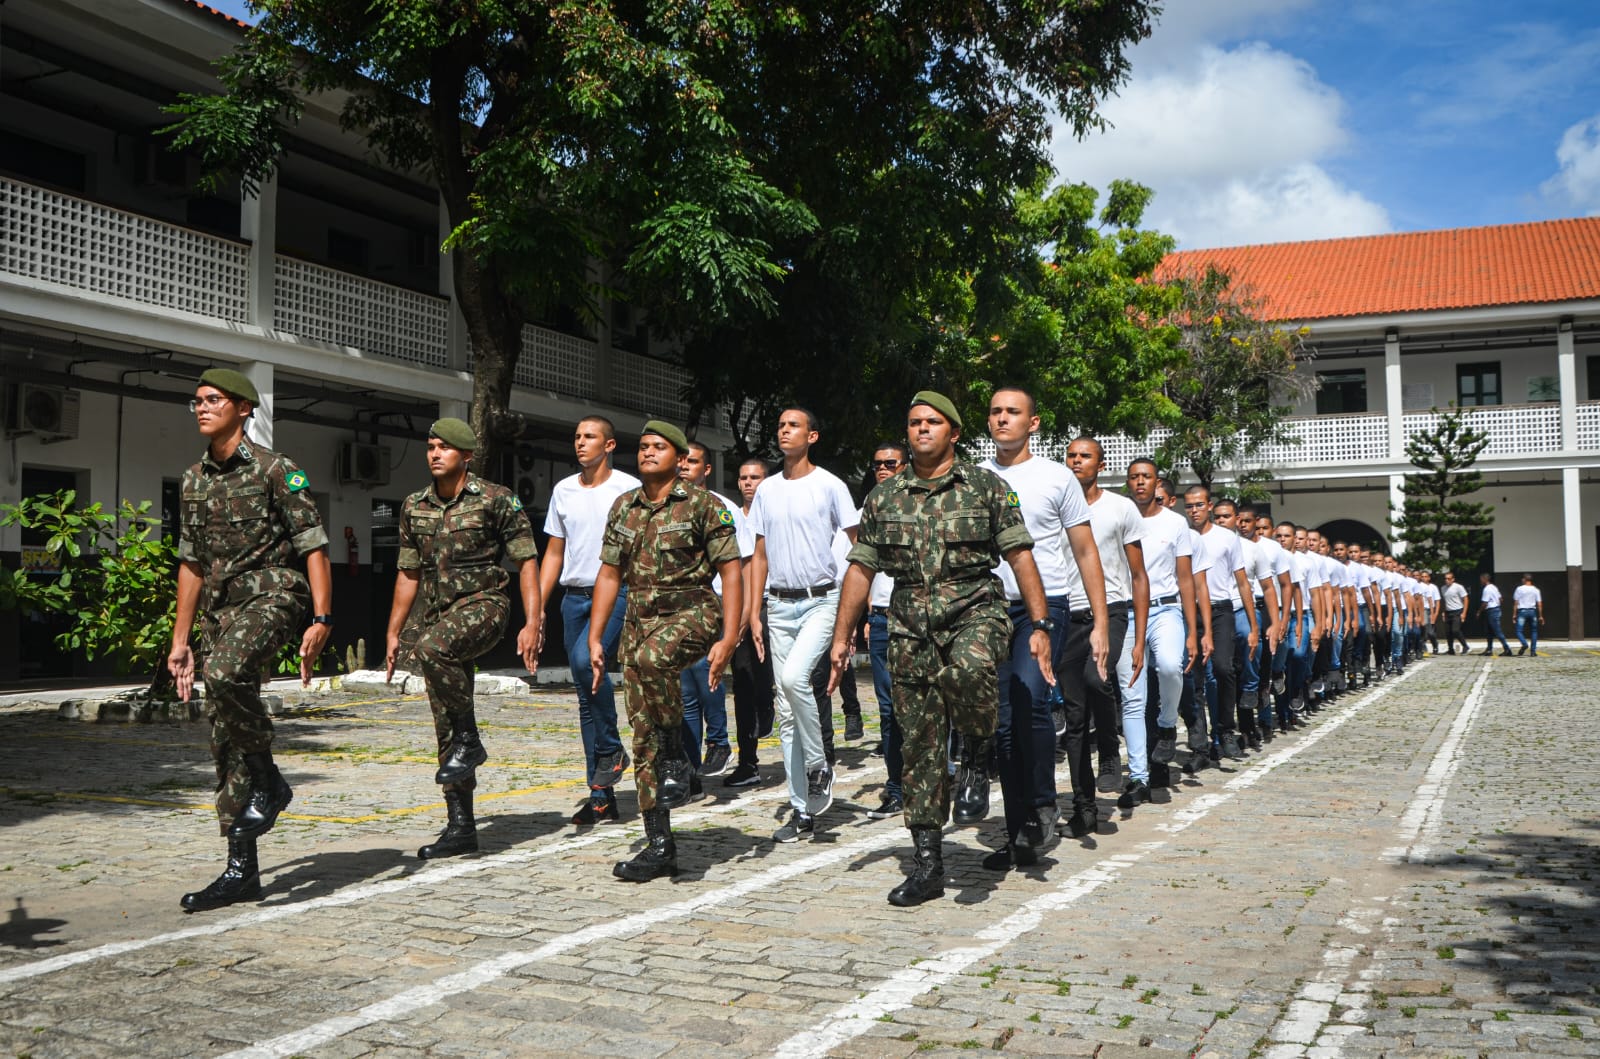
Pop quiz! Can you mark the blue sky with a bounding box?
[204,0,1600,249]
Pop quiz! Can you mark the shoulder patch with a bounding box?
[1004,490,1020,509]
[285,470,310,493]
[511,495,524,512]
[717,507,734,526]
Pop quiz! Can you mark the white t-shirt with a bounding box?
[1423,582,1441,609]
[709,489,751,597]
[1139,506,1194,601]
[1300,550,1328,590]
[1256,536,1292,585]
[869,572,895,609]
[1194,525,1245,606]
[1070,489,1144,606]
[1243,536,1276,601]
[544,468,642,587]
[1347,560,1372,593]
[977,454,1090,601]
[1512,584,1541,609]
[748,466,858,590]
[1442,583,1469,611]
[1481,583,1503,608]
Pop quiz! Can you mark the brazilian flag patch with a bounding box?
[717,507,734,525]
[286,470,310,493]
[511,496,524,512]
[1004,490,1020,509]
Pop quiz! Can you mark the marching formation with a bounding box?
[167,373,1533,912]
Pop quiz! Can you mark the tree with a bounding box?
[167,0,814,477]
[949,179,1183,443]
[1390,406,1494,573]
[0,492,179,676]
[1156,266,1314,490]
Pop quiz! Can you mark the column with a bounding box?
[439,199,469,372]
[240,175,277,329]
[241,361,274,449]
[1564,466,1584,638]
[1558,317,1577,451]
[1388,473,1406,556]
[1385,329,1404,459]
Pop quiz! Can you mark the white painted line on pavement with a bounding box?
[0,762,844,987]
[771,665,1429,1058]
[221,826,906,1059]
[1383,658,1491,863]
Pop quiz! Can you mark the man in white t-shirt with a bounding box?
[1440,570,1471,654]
[1158,479,1215,765]
[1065,439,1154,810]
[1185,486,1258,761]
[1511,573,1544,656]
[979,396,1108,862]
[747,407,859,842]
[1127,461,1199,785]
[538,415,641,825]
[1213,500,1278,749]
[724,458,774,787]
[1417,570,1442,655]
[1270,521,1309,730]
[677,442,754,786]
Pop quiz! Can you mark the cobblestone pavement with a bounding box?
[0,651,1596,1058]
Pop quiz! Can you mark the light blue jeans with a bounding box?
[1144,603,1187,732]
[1118,611,1151,782]
[766,588,839,812]
[1515,608,1539,653]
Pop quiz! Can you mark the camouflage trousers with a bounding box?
[202,586,307,834]
[411,595,508,792]
[889,609,1009,830]
[620,601,717,811]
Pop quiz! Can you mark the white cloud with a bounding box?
[1051,9,1390,249]
[1541,114,1600,215]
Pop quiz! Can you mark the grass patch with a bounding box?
[1121,973,1139,989]
[1569,1025,1584,1040]
[1116,1015,1134,1029]
[1139,989,1160,1004]
[1436,945,1456,959]
[1026,1012,1041,1023]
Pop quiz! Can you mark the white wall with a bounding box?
[1291,354,1386,417]
[1394,345,1561,410]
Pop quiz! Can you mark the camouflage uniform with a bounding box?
[846,462,1032,829]
[599,480,739,811]
[396,474,538,790]
[179,439,327,833]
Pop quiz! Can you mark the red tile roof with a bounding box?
[167,0,250,30]
[1155,218,1600,322]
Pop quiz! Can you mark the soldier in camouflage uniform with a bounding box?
[386,418,542,860]
[168,368,334,913]
[829,391,1056,906]
[587,420,743,882]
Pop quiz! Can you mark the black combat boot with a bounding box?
[181,834,261,912]
[228,751,293,839]
[654,727,694,810]
[887,827,945,906]
[418,788,479,859]
[435,714,488,785]
[614,807,677,881]
[951,733,993,825]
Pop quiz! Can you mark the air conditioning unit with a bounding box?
[338,441,391,486]
[7,384,81,439]
[511,447,553,512]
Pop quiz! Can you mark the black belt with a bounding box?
[869,606,890,616]
[563,584,594,598]
[1210,600,1234,612]
[769,582,836,600]
[1152,594,1180,606]
[1105,600,1132,615]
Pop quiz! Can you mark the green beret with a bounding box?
[198,368,259,405]
[909,389,962,431]
[428,417,478,451]
[641,419,690,454]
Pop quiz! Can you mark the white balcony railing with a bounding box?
[1,175,250,322]
[613,348,691,419]
[1261,411,1390,465]
[1402,403,1562,459]
[274,254,449,370]
[1575,401,1600,451]
[515,323,598,398]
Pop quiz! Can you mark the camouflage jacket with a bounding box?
[398,474,538,611]
[599,480,740,621]
[179,439,328,608]
[847,460,1032,643]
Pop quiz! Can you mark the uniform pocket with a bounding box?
[940,513,993,576]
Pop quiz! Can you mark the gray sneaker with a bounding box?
[700,743,732,778]
[867,794,903,820]
[805,764,835,816]
[774,810,814,843]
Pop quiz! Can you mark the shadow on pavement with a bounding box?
[0,897,68,949]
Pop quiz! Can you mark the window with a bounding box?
[1316,369,1368,414]
[327,228,370,273]
[1586,355,1600,401]
[1457,362,1501,407]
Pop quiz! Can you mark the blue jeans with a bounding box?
[678,657,724,771]
[997,598,1071,841]
[766,589,839,812]
[1145,603,1186,731]
[868,612,903,799]
[562,587,627,781]
[1514,608,1538,652]
[1390,608,1407,666]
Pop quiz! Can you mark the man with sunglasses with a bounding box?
[168,369,333,912]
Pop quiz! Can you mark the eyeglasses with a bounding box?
[871,459,902,469]
[188,394,232,413]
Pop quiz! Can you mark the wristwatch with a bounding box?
[1032,617,1057,634]
[310,614,335,626]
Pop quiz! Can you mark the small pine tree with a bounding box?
[1390,406,1493,572]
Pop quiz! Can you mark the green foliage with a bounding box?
[1155,266,1314,489]
[1390,406,1494,574]
[0,491,179,673]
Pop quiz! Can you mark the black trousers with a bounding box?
[731,624,773,766]
[1206,601,1238,735]
[1444,611,1470,652]
[1056,612,1098,816]
[1085,605,1130,761]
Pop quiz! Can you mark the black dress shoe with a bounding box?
[181,835,260,912]
[1117,778,1151,809]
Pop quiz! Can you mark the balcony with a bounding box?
[0,175,692,417]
